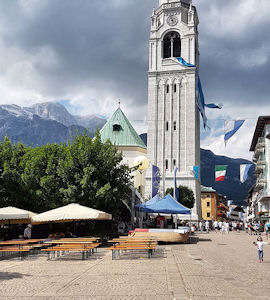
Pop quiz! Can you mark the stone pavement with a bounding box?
[0,232,269,299]
[174,231,270,300]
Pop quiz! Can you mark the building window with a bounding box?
[207,212,210,218]
[113,124,121,131]
[207,202,210,207]
[173,121,176,130]
[173,159,176,166]
[174,84,177,93]
[163,31,181,58]
[166,121,169,131]
[166,84,169,93]
[165,160,168,170]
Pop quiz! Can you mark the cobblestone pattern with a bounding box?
[172,232,270,300]
[0,247,188,299]
[1,233,268,299]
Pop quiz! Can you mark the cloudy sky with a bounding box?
[0,0,269,160]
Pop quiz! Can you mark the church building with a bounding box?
[100,106,147,196]
[145,0,201,219]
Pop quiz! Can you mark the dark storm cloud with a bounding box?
[197,0,270,107]
[0,0,155,103]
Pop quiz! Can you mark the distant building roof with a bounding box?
[250,116,270,151]
[100,107,146,149]
[201,185,216,193]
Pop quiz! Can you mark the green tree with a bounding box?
[166,185,195,209]
[0,137,28,208]
[0,131,132,218]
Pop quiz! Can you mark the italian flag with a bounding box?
[215,165,227,182]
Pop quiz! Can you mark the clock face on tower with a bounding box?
[167,15,178,26]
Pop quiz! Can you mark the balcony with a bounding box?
[258,173,267,183]
[255,174,267,189]
[254,137,265,158]
[252,155,258,163]
[255,164,264,174]
[258,153,266,164]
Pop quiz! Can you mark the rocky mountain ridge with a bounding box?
[0,102,106,146]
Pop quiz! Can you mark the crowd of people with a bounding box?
[191,220,246,234]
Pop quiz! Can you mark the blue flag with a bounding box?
[152,165,160,198]
[193,166,199,180]
[240,164,252,183]
[197,77,223,129]
[197,77,207,128]
[205,103,223,109]
[176,57,195,67]
[224,120,245,145]
[174,167,179,202]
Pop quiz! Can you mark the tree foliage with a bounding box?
[0,132,132,217]
[166,185,195,209]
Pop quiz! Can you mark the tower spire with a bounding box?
[189,0,193,12]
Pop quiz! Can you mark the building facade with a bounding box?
[201,186,217,221]
[249,116,270,223]
[145,0,201,218]
[201,186,227,221]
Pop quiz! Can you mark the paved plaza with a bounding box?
[0,232,270,299]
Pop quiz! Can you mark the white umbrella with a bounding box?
[31,203,112,224]
[0,206,36,224]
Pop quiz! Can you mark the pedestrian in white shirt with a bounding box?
[254,236,270,263]
[205,220,210,233]
[225,221,230,234]
[218,221,223,231]
[213,220,218,233]
[199,221,203,232]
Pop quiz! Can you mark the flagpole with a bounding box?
[163,168,165,197]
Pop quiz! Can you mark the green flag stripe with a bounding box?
[215,165,227,172]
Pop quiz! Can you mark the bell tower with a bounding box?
[145,0,201,219]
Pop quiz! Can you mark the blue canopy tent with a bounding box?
[135,194,160,211]
[137,194,191,215]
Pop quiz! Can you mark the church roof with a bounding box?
[100,107,146,149]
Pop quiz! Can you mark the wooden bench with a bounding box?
[107,238,158,259]
[0,248,30,260]
[41,243,100,260]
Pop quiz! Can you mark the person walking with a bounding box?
[245,222,249,233]
[254,236,270,263]
[205,220,210,233]
[213,220,218,233]
[218,221,223,232]
[199,220,203,232]
[225,221,230,234]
